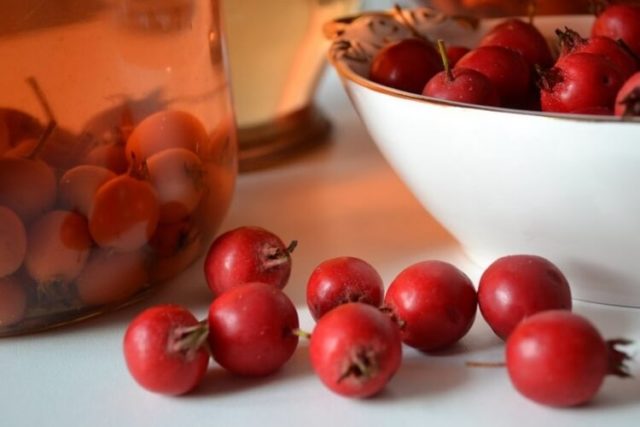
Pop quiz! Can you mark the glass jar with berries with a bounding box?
[0,0,237,335]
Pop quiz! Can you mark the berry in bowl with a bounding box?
[325,5,640,307]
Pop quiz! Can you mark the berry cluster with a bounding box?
[0,83,234,333]
[123,226,632,407]
[369,2,640,116]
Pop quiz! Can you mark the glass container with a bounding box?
[0,0,237,336]
[222,0,360,171]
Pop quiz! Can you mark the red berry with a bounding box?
[480,18,553,69]
[455,46,531,108]
[369,38,443,94]
[592,3,640,58]
[446,45,471,67]
[557,27,637,80]
[478,255,572,340]
[506,310,631,407]
[207,282,299,376]
[615,71,640,116]
[204,226,296,296]
[123,305,209,395]
[540,52,625,114]
[309,303,402,398]
[384,261,477,351]
[423,67,501,107]
[89,175,160,252]
[306,256,384,321]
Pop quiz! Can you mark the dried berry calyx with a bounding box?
[338,347,379,383]
[618,87,640,117]
[537,65,564,92]
[607,338,633,378]
[168,320,209,360]
[262,240,298,270]
[556,27,587,55]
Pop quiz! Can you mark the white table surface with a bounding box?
[2,67,639,427]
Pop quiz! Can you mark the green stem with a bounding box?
[292,328,312,340]
[436,39,452,82]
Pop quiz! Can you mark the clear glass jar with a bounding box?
[0,0,237,335]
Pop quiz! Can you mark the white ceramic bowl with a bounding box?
[327,8,640,307]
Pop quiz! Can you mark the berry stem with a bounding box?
[616,39,640,65]
[436,39,453,82]
[28,120,57,160]
[292,328,312,340]
[26,77,56,123]
[527,0,536,26]
[24,77,57,160]
[465,360,506,368]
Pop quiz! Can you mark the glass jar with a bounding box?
[0,0,237,335]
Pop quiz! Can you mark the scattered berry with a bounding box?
[384,260,477,351]
[478,255,572,340]
[306,256,384,321]
[506,310,631,407]
[310,302,402,398]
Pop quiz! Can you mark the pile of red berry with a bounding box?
[369,2,640,117]
[122,225,632,408]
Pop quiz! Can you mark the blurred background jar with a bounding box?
[222,0,360,171]
[0,0,237,336]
